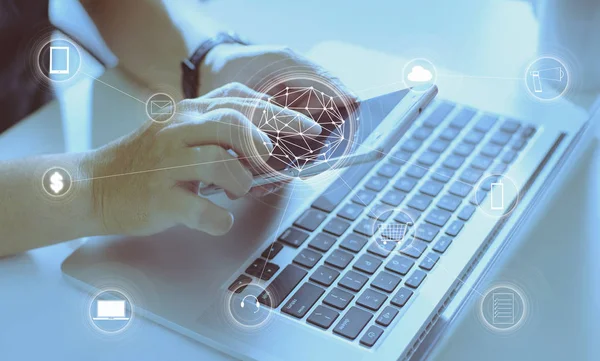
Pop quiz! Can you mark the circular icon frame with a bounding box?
[479,283,528,333]
[41,166,73,198]
[37,38,82,83]
[402,58,437,93]
[524,56,570,102]
[88,289,135,335]
[224,283,274,332]
[146,93,177,123]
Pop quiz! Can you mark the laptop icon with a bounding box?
[92,300,130,321]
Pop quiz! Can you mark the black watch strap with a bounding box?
[181,32,247,99]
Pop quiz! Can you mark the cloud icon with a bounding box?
[407,65,433,82]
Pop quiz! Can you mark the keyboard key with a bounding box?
[354,217,381,237]
[473,114,497,133]
[258,265,307,308]
[420,180,444,197]
[308,233,336,252]
[433,236,452,253]
[338,202,364,221]
[449,108,476,129]
[405,270,427,289]
[228,274,252,293]
[325,249,354,269]
[376,306,399,327]
[502,150,517,164]
[310,265,340,287]
[406,165,428,179]
[437,194,462,212]
[367,240,396,258]
[413,223,440,242]
[490,131,512,146]
[425,208,452,227]
[294,208,327,232]
[439,127,460,141]
[431,167,455,183]
[389,150,412,165]
[463,130,484,145]
[446,220,464,237]
[245,258,267,276]
[457,205,476,221]
[333,306,373,340]
[522,125,536,138]
[480,175,499,191]
[408,194,433,212]
[353,254,383,275]
[500,119,521,133]
[323,287,354,310]
[412,126,433,140]
[279,227,309,248]
[417,151,440,166]
[394,176,418,192]
[386,255,415,275]
[423,102,454,128]
[371,271,402,293]
[443,154,466,170]
[368,204,394,222]
[399,239,428,258]
[429,138,450,153]
[480,142,503,158]
[262,242,283,260]
[340,233,368,253]
[449,181,473,198]
[395,207,422,223]
[460,168,483,184]
[401,138,422,153]
[377,163,401,178]
[357,288,387,311]
[293,248,322,268]
[307,305,339,329]
[491,162,507,174]
[471,156,493,171]
[282,283,324,318]
[338,270,368,292]
[352,189,376,206]
[311,163,372,212]
[365,176,388,192]
[453,142,475,157]
[391,287,414,307]
[381,189,406,207]
[511,137,527,151]
[470,190,487,205]
[419,252,440,270]
[323,217,351,236]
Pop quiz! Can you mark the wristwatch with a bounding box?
[181,32,248,99]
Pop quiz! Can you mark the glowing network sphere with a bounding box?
[257,86,347,172]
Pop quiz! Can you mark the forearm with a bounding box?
[0,152,105,257]
[82,0,221,99]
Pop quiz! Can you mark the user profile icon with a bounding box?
[37,38,82,82]
[403,58,437,92]
[525,56,570,101]
[89,289,134,334]
[146,93,176,123]
[41,167,72,198]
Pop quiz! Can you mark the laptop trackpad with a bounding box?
[61,190,302,318]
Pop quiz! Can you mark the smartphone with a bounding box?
[200,85,437,196]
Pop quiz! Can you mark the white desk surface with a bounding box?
[2,1,600,360]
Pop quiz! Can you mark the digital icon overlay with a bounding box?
[480,284,527,332]
[146,93,176,123]
[226,283,273,331]
[372,209,416,253]
[89,289,134,334]
[525,57,569,101]
[37,38,81,82]
[474,174,519,218]
[41,167,72,198]
[403,58,437,92]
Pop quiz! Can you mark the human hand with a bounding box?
[87,83,321,236]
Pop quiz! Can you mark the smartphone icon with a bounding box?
[49,46,70,75]
[490,182,504,210]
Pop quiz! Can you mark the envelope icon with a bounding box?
[150,100,173,115]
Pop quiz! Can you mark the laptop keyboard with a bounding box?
[228,99,537,347]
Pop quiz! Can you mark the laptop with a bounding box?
[61,71,596,361]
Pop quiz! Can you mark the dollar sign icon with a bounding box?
[49,171,64,194]
[43,167,71,197]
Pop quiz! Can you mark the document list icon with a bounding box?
[492,292,515,325]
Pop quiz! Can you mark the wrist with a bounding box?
[78,149,113,237]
